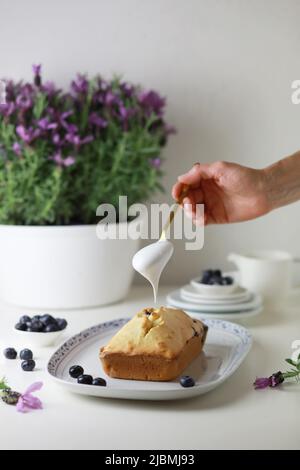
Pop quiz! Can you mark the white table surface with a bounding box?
[0,285,299,450]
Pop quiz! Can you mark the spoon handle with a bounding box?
[160,185,190,241]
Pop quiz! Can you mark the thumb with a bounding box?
[178,163,211,185]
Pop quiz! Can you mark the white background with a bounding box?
[1,0,300,284]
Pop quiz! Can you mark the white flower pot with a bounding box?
[0,219,142,309]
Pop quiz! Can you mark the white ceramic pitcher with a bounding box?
[228,250,293,303]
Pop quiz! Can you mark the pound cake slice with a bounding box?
[100,307,208,381]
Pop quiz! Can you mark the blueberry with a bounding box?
[19,315,31,325]
[222,276,234,285]
[69,365,84,379]
[56,318,68,331]
[45,323,60,333]
[40,314,56,326]
[3,348,17,360]
[213,270,222,278]
[201,269,213,284]
[20,349,33,361]
[15,322,27,331]
[32,315,41,322]
[30,320,44,332]
[209,274,223,285]
[92,378,107,387]
[180,375,195,388]
[21,359,36,372]
[77,375,93,385]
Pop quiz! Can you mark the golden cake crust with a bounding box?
[100,307,208,381]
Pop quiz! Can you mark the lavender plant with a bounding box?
[0,66,174,225]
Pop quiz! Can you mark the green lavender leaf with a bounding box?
[0,377,10,391]
[283,371,299,379]
[285,358,297,367]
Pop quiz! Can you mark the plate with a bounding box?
[181,284,251,305]
[47,318,252,401]
[167,289,262,313]
[182,307,263,321]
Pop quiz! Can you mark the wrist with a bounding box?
[261,162,283,212]
[262,152,300,211]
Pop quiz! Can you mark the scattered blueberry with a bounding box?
[15,322,27,331]
[21,359,36,372]
[77,375,93,385]
[92,378,107,387]
[69,365,84,379]
[45,323,60,333]
[20,349,33,361]
[180,376,195,388]
[56,318,68,331]
[4,348,17,360]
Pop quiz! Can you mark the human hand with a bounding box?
[172,161,270,225]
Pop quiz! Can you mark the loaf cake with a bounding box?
[100,307,208,381]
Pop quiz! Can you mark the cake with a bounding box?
[100,306,208,381]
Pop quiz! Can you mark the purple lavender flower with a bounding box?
[71,74,89,95]
[32,64,41,76]
[0,102,15,117]
[52,133,62,146]
[12,142,22,156]
[16,125,40,144]
[37,117,57,131]
[16,382,43,414]
[119,104,135,121]
[105,90,121,106]
[63,156,76,167]
[253,377,271,389]
[89,112,107,129]
[254,371,284,389]
[42,81,56,96]
[16,94,32,110]
[120,82,134,98]
[150,157,162,169]
[65,133,93,147]
[138,90,166,116]
[51,152,75,168]
[32,64,42,87]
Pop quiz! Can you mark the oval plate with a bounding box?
[47,318,252,401]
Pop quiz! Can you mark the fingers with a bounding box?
[172,182,184,201]
[178,163,206,186]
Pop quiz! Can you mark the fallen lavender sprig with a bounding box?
[254,353,300,389]
[0,377,43,412]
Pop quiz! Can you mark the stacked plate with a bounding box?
[166,274,263,321]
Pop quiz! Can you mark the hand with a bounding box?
[172,161,270,225]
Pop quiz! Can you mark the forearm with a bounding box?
[263,151,300,211]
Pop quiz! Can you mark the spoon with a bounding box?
[132,186,189,302]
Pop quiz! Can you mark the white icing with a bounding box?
[132,240,174,302]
